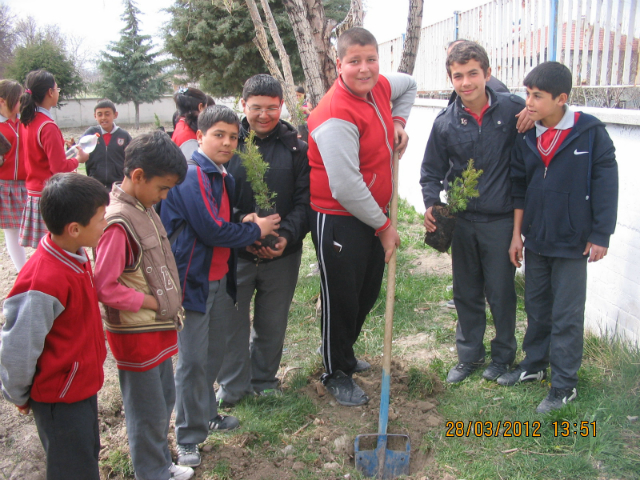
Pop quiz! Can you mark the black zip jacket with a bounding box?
[421,87,525,221]
[83,125,132,189]
[511,112,618,258]
[226,119,310,263]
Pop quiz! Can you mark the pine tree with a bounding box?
[98,0,169,129]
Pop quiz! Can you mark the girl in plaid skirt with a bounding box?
[0,80,27,271]
[19,70,87,248]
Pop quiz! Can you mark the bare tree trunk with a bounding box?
[398,0,423,75]
[245,0,300,127]
[134,102,140,130]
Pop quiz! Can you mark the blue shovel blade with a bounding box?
[354,433,411,479]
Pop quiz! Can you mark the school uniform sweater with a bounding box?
[0,115,27,181]
[23,109,78,196]
[0,234,106,406]
[308,73,416,232]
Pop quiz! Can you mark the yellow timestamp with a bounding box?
[552,421,597,437]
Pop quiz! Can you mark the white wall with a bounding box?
[51,96,177,128]
[402,99,640,344]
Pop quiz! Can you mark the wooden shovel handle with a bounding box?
[382,151,400,375]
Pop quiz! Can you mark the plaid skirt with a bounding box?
[0,179,27,229]
[20,195,48,248]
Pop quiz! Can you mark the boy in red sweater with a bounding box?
[307,27,416,406]
[0,173,109,480]
[94,131,194,480]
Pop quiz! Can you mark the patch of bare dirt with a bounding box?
[406,248,452,277]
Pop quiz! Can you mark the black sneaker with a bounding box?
[497,365,547,386]
[354,359,371,373]
[446,359,485,384]
[323,370,369,406]
[536,387,577,413]
[446,299,456,309]
[482,361,510,381]
[176,444,200,467]
[208,414,239,432]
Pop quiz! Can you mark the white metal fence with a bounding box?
[379,0,640,91]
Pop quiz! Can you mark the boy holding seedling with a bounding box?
[216,74,309,407]
[420,40,525,384]
[499,61,618,413]
[160,105,280,468]
[307,27,417,406]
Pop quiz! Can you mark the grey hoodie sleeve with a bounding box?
[311,118,389,230]
[385,73,418,124]
[0,291,64,406]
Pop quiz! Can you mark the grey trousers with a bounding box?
[451,217,517,364]
[175,278,233,445]
[119,359,175,480]
[31,395,100,480]
[217,252,302,404]
[520,250,588,389]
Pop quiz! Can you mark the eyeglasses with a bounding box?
[248,106,281,115]
[53,87,61,93]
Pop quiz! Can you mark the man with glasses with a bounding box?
[216,74,310,406]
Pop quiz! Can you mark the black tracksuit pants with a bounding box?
[311,211,385,378]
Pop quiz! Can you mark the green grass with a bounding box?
[100,448,134,477]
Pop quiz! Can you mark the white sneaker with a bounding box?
[169,463,194,480]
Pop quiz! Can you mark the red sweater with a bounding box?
[23,111,78,196]
[0,235,106,406]
[0,117,27,181]
[172,117,197,147]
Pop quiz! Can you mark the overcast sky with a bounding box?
[2,0,487,64]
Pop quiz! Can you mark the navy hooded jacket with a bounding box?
[160,150,261,313]
[511,112,618,258]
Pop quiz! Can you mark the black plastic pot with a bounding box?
[424,201,457,253]
[256,206,279,250]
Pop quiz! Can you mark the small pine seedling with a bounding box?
[236,130,277,211]
[446,159,483,214]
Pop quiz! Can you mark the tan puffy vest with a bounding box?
[103,186,183,333]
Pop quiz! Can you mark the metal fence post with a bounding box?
[549,0,559,61]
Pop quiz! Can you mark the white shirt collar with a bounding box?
[535,105,574,137]
[36,106,54,120]
[197,148,227,175]
[100,123,119,135]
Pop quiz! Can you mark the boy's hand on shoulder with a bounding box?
[379,225,401,264]
[424,207,437,233]
[393,121,409,159]
[584,243,608,263]
[515,107,535,133]
[509,234,524,268]
[255,214,281,238]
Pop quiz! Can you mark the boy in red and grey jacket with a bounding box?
[0,173,109,480]
[307,27,416,406]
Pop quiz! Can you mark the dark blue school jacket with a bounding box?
[160,150,261,313]
[511,112,618,258]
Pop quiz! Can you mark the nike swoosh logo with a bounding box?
[574,149,589,155]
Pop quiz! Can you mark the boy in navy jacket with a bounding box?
[499,62,618,413]
[78,99,132,189]
[0,173,109,480]
[160,106,279,468]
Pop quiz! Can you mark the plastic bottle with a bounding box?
[65,133,101,159]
